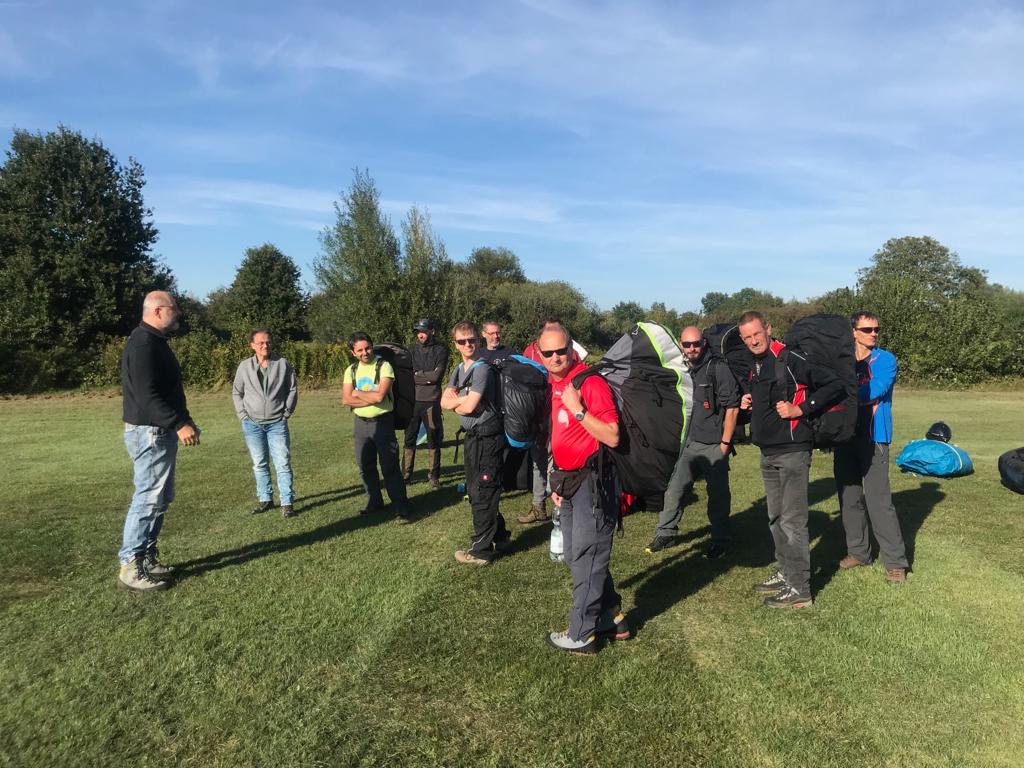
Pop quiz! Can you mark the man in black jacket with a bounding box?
[118,291,201,593]
[647,326,739,558]
[738,311,843,608]
[403,318,449,487]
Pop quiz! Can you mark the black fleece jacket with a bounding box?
[748,341,844,456]
[121,322,191,431]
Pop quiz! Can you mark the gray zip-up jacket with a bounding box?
[232,355,298,422]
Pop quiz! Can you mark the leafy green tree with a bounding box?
[0,126,170,390]
[489,280,599,352]
[399,206,455,337]
[311,169,403,343]
[219,244,307,339]
[466,246,526,284]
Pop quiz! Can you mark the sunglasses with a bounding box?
[454,337,478,346]
[680,340,703,349]
[856,326,881,334]
[538,346,570,358]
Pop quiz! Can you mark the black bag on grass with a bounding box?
[998,447,1024,494]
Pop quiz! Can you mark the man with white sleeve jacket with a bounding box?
[738,311,845,608]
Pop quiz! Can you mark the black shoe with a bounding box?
[763,586,813,609]
[752,570,788,593]
[395,507,413,523]
[703,542,728,560]
[359,503,383,516]
[281,505,296,518]
[251,500,274,515]
[644,535,677,554]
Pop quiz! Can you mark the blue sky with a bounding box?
[2,1,1022,311]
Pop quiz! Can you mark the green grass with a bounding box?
[1,388,1023,767]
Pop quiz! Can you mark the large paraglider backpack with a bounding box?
[896,440,974,478]
[350,343,415,431]
[776,313,858,448]
[702,322,753,424]
[572,321,692,511]
[998,447,1024,494]
[494,355,549,449]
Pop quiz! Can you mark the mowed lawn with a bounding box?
[1,387,1023,768]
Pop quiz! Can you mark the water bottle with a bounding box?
[549,508,564,562]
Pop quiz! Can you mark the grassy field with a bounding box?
[1,387,1023,768]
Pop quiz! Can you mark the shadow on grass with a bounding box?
[622,476,841,634]
[177,510,393,577]
[292,485,365,514]
[893,481,944,567]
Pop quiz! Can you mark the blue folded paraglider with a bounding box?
[896,439,974,478]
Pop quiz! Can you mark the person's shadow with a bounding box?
[624,476,845,634]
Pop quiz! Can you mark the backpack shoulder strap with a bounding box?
[349,362,358,386]
[374,357,383,385]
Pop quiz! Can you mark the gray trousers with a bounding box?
[834,441,908,569]
[530,440,548,507]
[353,414,408,509]
[560,464,620,641]
[656,441,732,544]
[760,450,812,596]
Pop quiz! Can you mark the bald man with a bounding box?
[118,291,201,593]
[646,326,739,558]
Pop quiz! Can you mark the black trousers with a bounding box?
[464,430,508,561]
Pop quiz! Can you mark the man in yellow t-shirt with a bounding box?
[341,332,410,520]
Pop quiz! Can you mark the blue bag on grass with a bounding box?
[896,439,974,478]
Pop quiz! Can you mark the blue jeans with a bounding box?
[119,424,178,564]
[241,418,294,505]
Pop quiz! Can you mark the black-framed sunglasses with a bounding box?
[539,346,570,358]
[454,337,478,346]
[680,340,703,349]
[856,326,881,334]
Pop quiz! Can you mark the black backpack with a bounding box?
[702,322,752,423]
[494,355,549,449]
[573,322,691,510]
[778,314,857,448]
[349,343,415,431]
[998,447,1024,494]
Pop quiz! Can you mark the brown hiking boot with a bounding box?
[517,501,550,525]
[886,567,907,584]
[839,555,869,569]
[402,448,415,483]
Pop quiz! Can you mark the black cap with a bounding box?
[925,421,952,442]
[413,318,434,333]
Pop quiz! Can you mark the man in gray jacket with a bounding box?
[232,328,299,517]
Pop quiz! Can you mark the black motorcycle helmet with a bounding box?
[413,318,434,334]
[925,421,952,443]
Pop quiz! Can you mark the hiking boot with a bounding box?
[358,503,383,516]
[517,502,550,525]
[395,506,413,524]
[703,542,729,560]
[596,609,632,641]
[752,570,788,594]
[886,567,907,584]
[429,476,440,489]
[839,554,869,569]
[281,505,296,518]
[546,630,597,655]
[142,549,175,580]
[402,448,415,484]
[763,586,813,609]
[454,549,491,565]
[117,557,170,593]
[251,500,273,515]
[644,534,677,554]
[428,449,440,487]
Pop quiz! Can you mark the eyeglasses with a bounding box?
[454,337,477,346]
[680,340,703,349]
[856,326,881,334]
[539,346,570,358]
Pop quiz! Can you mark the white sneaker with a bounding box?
[546,630,597,655]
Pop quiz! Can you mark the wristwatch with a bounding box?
[573,406,587,422]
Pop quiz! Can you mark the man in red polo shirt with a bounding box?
[539,323,630,654]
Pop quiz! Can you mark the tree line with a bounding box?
[2,126,1022,393]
